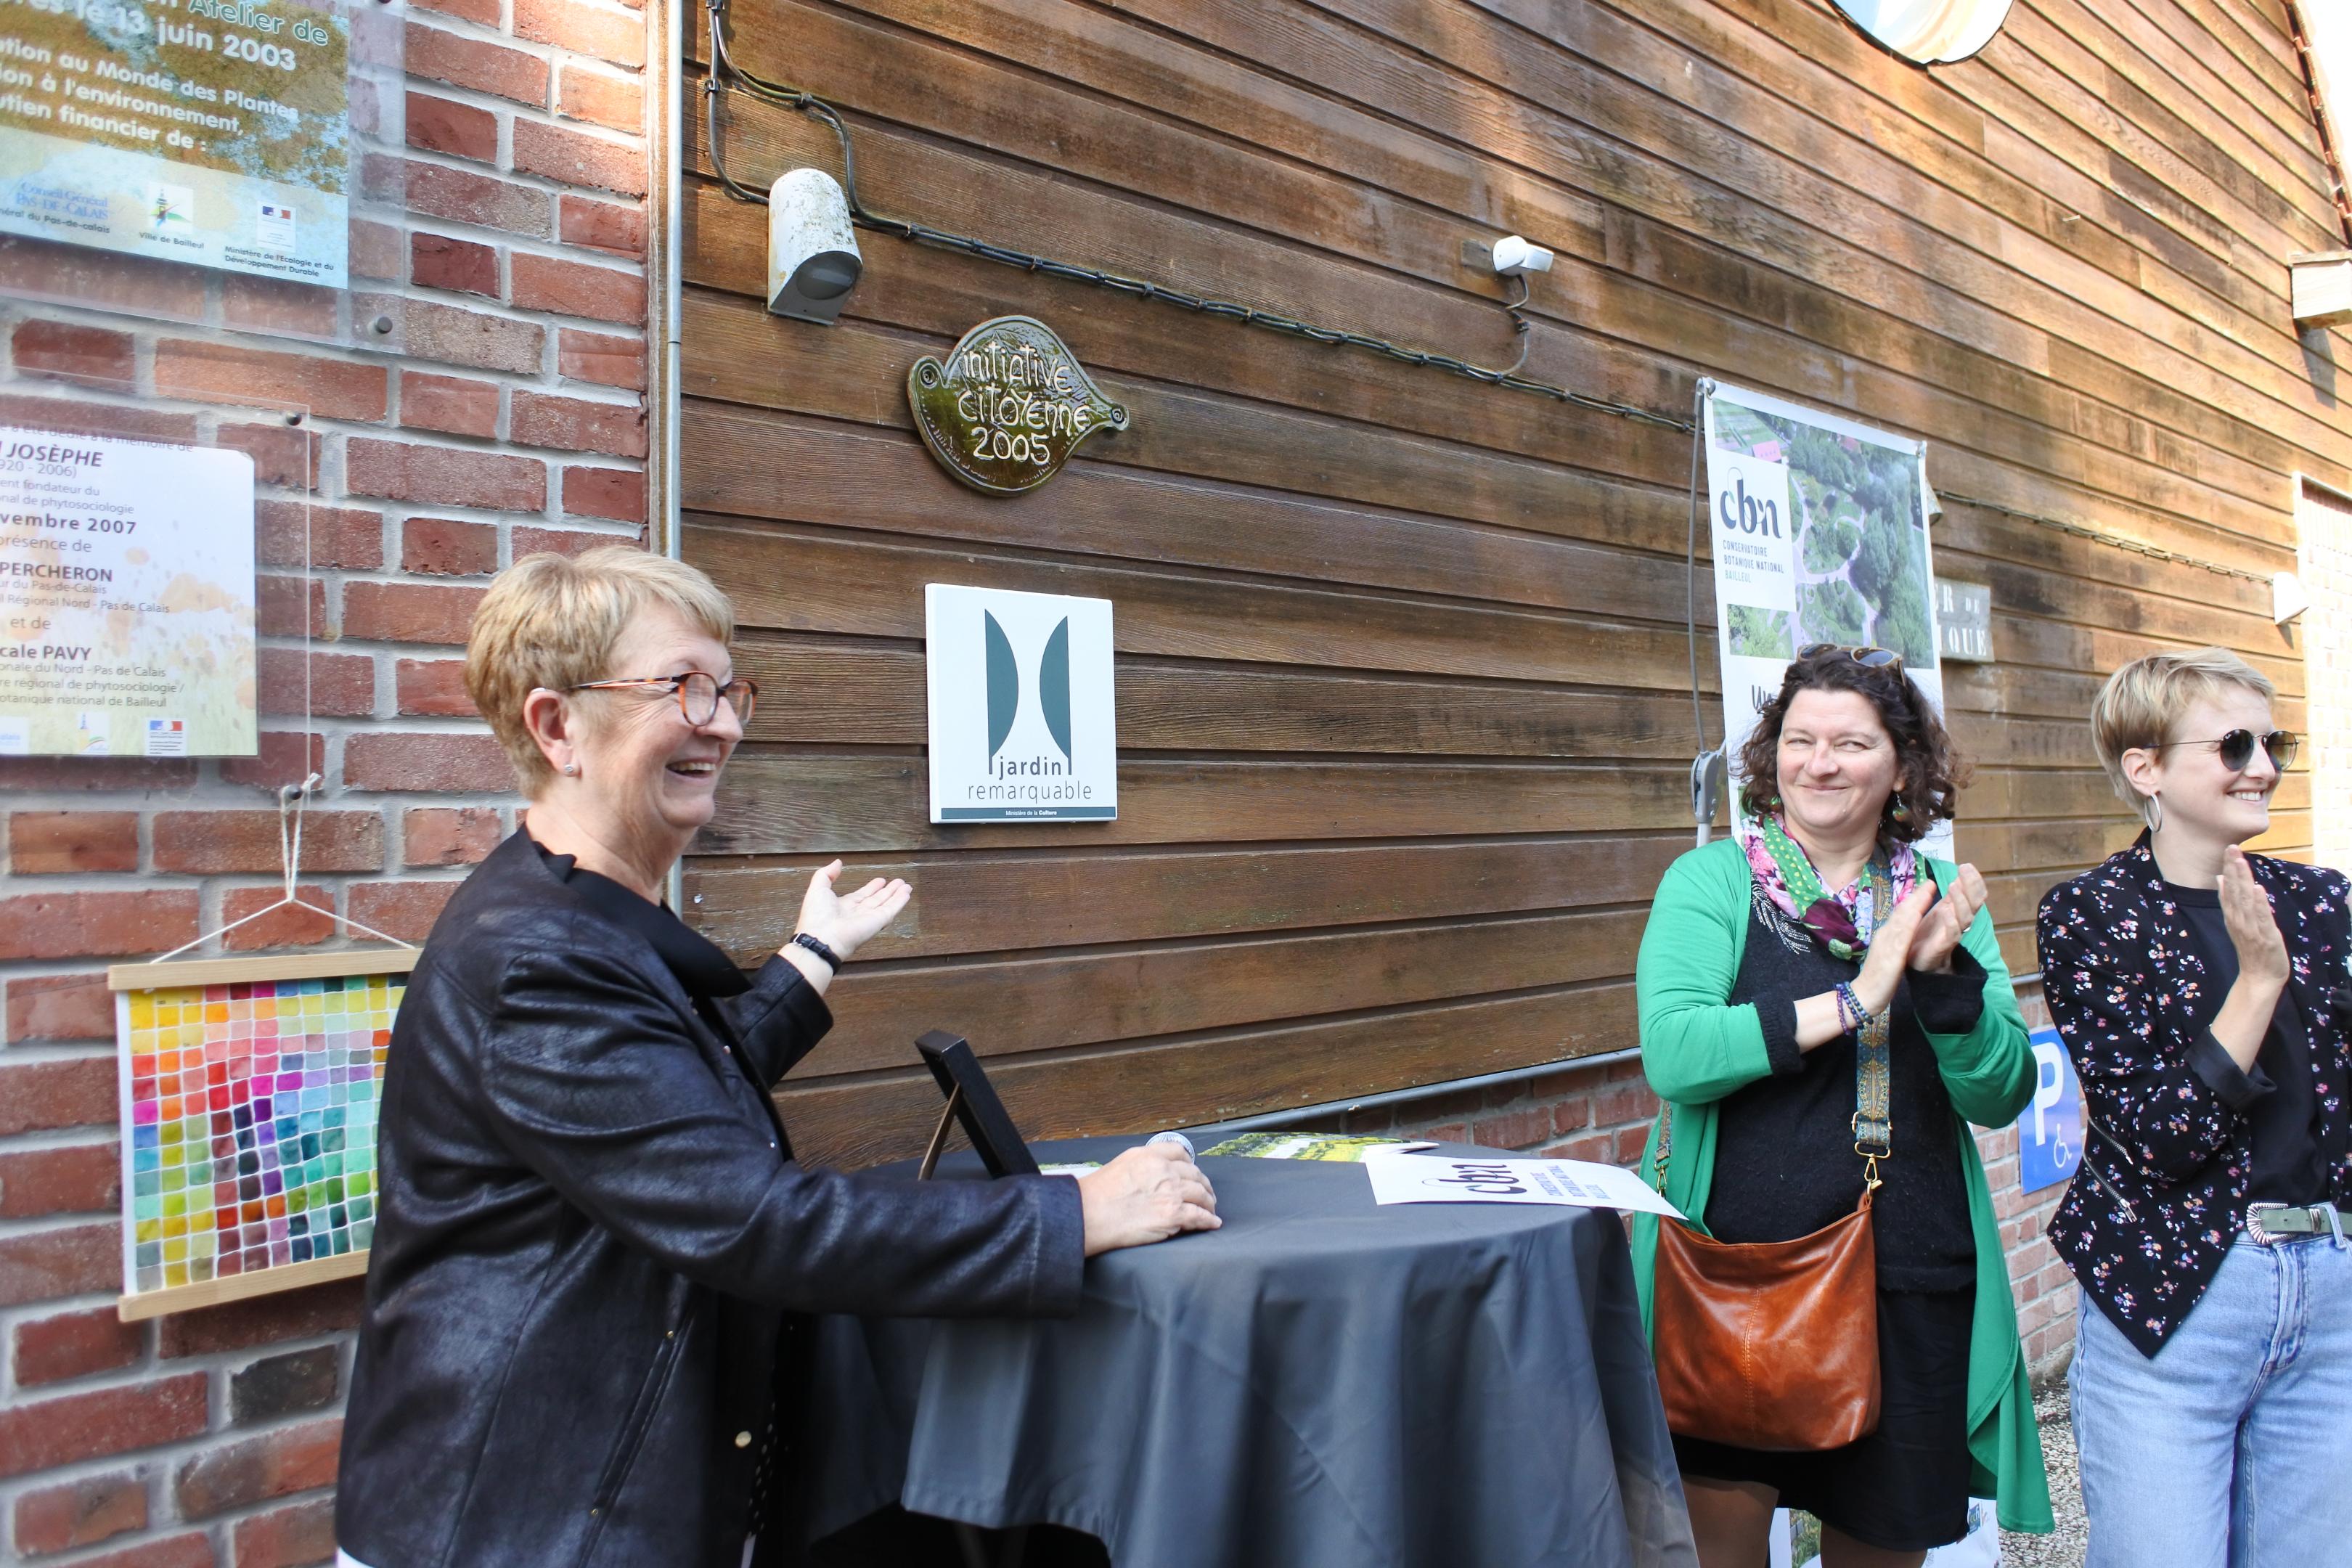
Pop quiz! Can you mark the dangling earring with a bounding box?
[2144,791,2163,833]
[1890,796,1911,824]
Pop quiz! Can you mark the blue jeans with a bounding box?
[2070,1228,2352,1568]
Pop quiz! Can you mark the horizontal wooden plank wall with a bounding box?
[677,0,2338,1167]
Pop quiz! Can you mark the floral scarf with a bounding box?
[1741,813,1917,960]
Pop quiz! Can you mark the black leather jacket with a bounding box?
[335,831,1085,1567]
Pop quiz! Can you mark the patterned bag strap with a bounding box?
[1848,858,1894,1190]
[1651,1101,1672,1190]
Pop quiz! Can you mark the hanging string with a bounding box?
[149,773,416,963]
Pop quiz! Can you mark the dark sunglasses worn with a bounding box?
[1797,642,1902,671]
[2151,728,2298,773]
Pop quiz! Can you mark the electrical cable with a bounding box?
[700,0,1691,432]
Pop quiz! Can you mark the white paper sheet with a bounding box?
[1361,1153,1685,1219]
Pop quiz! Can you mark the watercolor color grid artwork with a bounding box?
[118,972,401,1296]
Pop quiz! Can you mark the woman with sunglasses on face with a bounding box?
[335,549,1220,1568]
[1631,645,2049,1568]
[2037,648,2351,1568]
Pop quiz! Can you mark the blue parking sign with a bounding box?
[2016,1026,2083,1193]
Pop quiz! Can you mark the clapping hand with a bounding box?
[793,859,911,962]
[2220,846,2289,988]
[1851,882,1935,1016]
[1907,864,1987,975]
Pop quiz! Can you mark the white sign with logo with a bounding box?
[924,583,1116,822]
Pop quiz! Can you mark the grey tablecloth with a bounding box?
[786,1137,1697,1568]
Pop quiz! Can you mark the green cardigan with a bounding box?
[1627,837,2053,1535]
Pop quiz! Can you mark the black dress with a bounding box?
[1670,880,1985,1553]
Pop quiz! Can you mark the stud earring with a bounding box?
[563,762,580,777]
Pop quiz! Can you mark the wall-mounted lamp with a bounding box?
[2290,250,2352,330]
[767,168,862,325]
[2274,571,2312,624]
[1490,235,1554,277]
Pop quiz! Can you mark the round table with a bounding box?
[781,1136,1697,1568]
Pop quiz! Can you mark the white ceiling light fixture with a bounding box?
[1829,0,2013,65]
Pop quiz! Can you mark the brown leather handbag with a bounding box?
[1646,1003,1892,1452]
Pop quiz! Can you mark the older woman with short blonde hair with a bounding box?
[2038,646,2351,1568]
[334,547,1218,1568]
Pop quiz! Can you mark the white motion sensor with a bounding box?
[1490,235,1554,277]
[767,168,862,325]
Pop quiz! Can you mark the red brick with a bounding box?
[234,1495,338,1568]
[559,195,643,256]
[1470,1105,1553,1151]
[403,516,499,576]
[558,327,644,389]
[12,1469,147,1556]
[221,886,337,952]
[0,237,206,319]
[1550,1095,1596,1135]
[255,501,383,571]
[345,732,513,793]
[351,218,404,281]
[222,276,340,338]
[0,393,197,444]
[68,1532,216,1568]
[404,806,503,866]
[412,0,497,22]
[155,340,388,423]
[404,21,550,105]
[558,63,642,131]
[173,1417,341,1520]
[369,295,546,376]
[1593,1081,1658,1127]
[343,581,486,645]
[560,464,645,521]
[9,811,137,873]
[409,232,499,299]
[153,811,381,874]
[351,881,463,942]
[407,90,498,163]
[513,118,645,197]
[515,0,645,65]
[0,1143,121,1222]
[158,1278,363,1358]
[258,648,376,719]
[400,370,499,437]
[5,975,113,1044]
[1538,1132,1614,1163]
[0,1056,115,1134]
[511,390,645,457]
[396,658,479,717]
[0,891,197,963]
[13,319,134,387]
[257,574,327,638]
[11,1302,139,1385]
[230,1345,340,1425]
[221,731,326,791]
[514,523,633,557]
[0,1221,125,1310]
[217,422,320,489]
[374,156,552,239]
[346,438,547,510]
[510,252,643,324]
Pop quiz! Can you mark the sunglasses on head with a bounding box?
[2150,728,2298,773]
[1797,643,1902,671]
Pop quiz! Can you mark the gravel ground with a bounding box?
[1999,1376,2087,1567]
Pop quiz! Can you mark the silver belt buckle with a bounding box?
[2246,1201,2289,1245]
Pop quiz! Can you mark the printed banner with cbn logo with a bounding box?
[925,583,1117,822]
[0,0,351,286]
[1702,383,1952,858]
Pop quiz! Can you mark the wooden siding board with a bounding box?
[679,0,2329,1154]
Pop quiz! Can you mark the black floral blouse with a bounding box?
[2036,834,2352,1356]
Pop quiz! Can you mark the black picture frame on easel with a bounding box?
[914,1030,1042,1179]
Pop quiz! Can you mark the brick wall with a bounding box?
[0,0,654,1558]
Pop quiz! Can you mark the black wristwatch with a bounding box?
[791,931,842,973]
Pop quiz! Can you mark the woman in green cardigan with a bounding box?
[1631,647,2051,1566]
